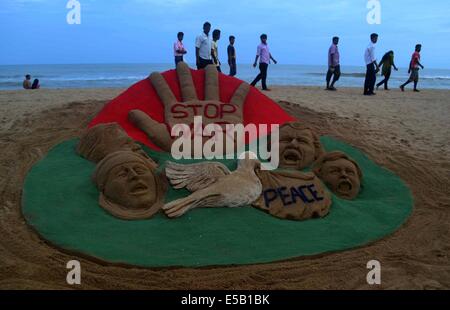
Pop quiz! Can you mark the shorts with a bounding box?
[409,68,419,82]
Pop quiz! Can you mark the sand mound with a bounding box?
[0,92,449,289]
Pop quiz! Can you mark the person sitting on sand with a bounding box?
[23,75,32,89]
[400,44,424,92]
[174,32,187,67]
[376,51,398,90]
[251,34,277,91]
[326,36,341,91]
[31,79,40,89]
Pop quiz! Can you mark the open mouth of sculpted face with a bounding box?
[282,148,302,166]
[337,180,352,194]
[129,181,149,196]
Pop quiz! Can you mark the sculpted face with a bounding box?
[94,151,163,220]
[109,127,147,156]
[316,156,362,200]
[77,123,150,163]
[104,162,157,210]
[279,125,322,170]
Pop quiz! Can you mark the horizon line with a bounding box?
[0,62,447,70]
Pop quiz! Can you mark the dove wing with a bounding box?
[165,161,231,192]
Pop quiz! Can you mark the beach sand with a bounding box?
[0,86,449,289]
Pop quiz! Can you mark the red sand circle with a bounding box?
[89,67,296,151]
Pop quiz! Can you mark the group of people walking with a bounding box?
[175,25,425,95]
[360,33,424,95]
[173,21,277,91]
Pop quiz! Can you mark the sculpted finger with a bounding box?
[176,62,198,101]
[204,64,219,101]
[149,72,177,106]
[128,110,173,152]
[229,82,250,107]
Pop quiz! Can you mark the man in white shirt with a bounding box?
[363,33,380,95]
[195,22,213,70]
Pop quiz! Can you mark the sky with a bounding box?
[1,0,450,68]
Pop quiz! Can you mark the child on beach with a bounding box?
[376,51,398,90]
[400,44,424,92]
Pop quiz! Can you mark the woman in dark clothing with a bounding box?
[376,51,398,90]
[31,79,40,89]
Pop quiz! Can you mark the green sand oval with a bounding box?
[22,137,413,267]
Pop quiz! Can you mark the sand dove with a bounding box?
[163,158,262,218]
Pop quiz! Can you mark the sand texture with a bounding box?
[0,87,449,289]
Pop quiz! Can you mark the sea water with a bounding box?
[1,63,449,90]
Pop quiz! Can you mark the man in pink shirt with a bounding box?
[174,32,187,67]
[251,34,277,91]
[326,36,341,91]
[400,44,424,92]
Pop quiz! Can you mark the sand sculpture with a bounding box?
[92,151,165,220]
[312,151,363,200]
[278,122,324,170]
[76,68,357,221]
[164,157,331,220]
[128,62,250,154]
[253,170,331,220]
[77,123,152,164]
[163,158,262,218]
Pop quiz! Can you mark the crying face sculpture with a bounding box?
[313,151,363,200]
[77,123,150,163]
[278,122,324,170]
[93,151,164,220]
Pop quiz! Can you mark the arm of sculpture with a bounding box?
[128,110,173,152]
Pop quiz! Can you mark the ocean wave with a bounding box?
[420,76,450,81]
[0,76,146,83]
[307,72,366,78]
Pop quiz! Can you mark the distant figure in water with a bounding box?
[376,51,398,90]
[326,36,341,91]
[400,44,424,92]
[23,74,32,89]
[31,79,40,89]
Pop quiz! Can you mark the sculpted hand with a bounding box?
[129,62,250,153]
